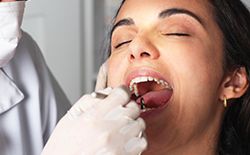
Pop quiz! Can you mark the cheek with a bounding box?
[168,38,223,80]
[159,42,224,129]
[162,41,224,102]
[107,55,128,87]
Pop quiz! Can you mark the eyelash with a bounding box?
[165,33,190,36]
[114,40,132,49]
[114,33,190,49]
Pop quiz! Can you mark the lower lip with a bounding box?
[139,102,170,118]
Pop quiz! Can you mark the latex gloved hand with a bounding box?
[41,86,147,155]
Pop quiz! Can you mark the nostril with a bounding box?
[130,51,151,60]
[129,50,152,60]
[140,52,150,57]
[130,54,135,59]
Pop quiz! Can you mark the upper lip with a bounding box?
[125,67,173,90]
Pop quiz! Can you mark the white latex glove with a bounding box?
[41,86,147,155]
[95,60,108,91]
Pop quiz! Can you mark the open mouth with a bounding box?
[128,76,173,113]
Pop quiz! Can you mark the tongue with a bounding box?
[136,89,173,108]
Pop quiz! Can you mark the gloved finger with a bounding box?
[92,87,113,99]
[124,137,148,154]
[102,86,130,108]
[77,86,112,109]
[95,60,108,91]
[119,118,146,137]
[67,94,101,119]
[75,94,101,110]
[123,101,141,119]
[103,100,140,121]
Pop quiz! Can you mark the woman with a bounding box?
[42,0,250,155]
[107,0,250,154]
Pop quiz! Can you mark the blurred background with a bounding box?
[22,0,250,103]
[22,0,122,103]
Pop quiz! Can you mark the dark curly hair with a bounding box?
[210,0,250,155]
[104,0,250,154]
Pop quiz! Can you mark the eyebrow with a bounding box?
[159,8,205,27]
[111,8,205,35]
[111,18,134,35]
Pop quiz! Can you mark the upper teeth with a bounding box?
[129,76,171,96]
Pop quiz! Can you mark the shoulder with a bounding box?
[17,31,45,65]
[20,31,71,106]
[4,30,70,115]
[4,31,49,87]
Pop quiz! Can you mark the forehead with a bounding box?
[116,0,212,22]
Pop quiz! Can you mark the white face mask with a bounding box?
[0,1,25,67]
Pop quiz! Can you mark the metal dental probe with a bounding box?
[94,91,147,111]
[140,98,146,110]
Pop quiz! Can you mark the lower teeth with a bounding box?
[140,98,154,112]
[141,98,146,110]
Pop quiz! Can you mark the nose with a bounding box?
[128,35,159,61]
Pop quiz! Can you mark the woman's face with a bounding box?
[108,0,225,152]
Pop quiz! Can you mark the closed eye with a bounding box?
[165,33,190,36]
[114,40,132,49]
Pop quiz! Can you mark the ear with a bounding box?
[219,67,249,100]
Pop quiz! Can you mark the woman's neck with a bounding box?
[142,133,219,155]
[142,111,223,155]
